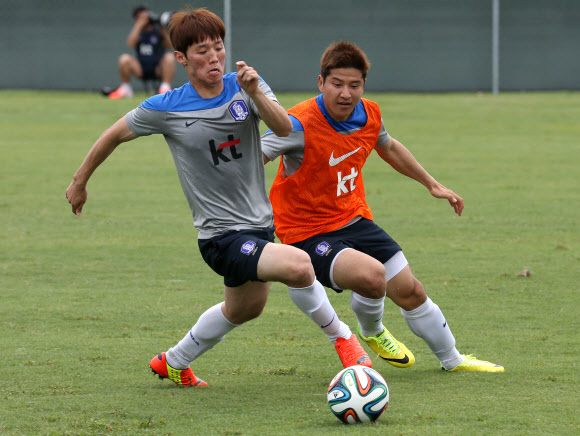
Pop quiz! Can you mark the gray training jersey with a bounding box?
[126,73,276,239]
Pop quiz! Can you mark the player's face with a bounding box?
[318,68,365,122]
[178,37,226,96]
[134,10,153,31]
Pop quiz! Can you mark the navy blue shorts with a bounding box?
[139,58,161,81]
[291,218,401,292]
[198,227,275,288]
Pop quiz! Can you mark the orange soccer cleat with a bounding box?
[108,86,133,99]
[335,335,372,368]
[149,352,208,387]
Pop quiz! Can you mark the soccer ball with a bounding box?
[327,365,389,424]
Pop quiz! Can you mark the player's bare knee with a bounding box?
[285,251,315,288]
[387,273,413,301]
[361,271,387,299]
[289,264,315,288]
[118,53,132,66]
[409,278,427,307]
[390,276,426,310]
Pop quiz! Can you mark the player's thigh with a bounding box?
[257,242,314,288]
[333,249,387,298]
[128,56,144,77]
[223,280,271,324]
[156,53,174,73]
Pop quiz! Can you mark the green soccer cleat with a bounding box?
[443,354,504,373]
[357,324,415,368]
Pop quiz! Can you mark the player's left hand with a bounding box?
[236,61,260,95]
[66,182,87,216]
[429,184,464,216]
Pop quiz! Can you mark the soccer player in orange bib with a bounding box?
[262,41,504,373]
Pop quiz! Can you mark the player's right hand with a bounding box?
[66,182,87,216]
[135,11,150,27]
[236,61,260,95]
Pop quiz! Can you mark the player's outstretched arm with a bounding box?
[160,26,173,50]
[127,11,149,48]
[66,117,138,216]
[375,137,464,216]
[236,61,292,137]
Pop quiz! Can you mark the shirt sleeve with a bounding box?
[261,115,306,177]
[125,105,167,136]
[376,118,390,147]
[261,115,305,161]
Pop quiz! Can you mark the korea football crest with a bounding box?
[241,240,258,255]
[315,241,332,256]
[229,100,250,122]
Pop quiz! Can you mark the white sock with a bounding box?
[350,292,385,337]
[160,82,171,88]
[166,302,239,369]
[401,297,463,369]
[288,279,352,343]
[120,83,132,92]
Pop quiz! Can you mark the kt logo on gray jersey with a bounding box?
[209,135,242,165]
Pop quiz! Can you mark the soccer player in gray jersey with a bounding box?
[261,41,504,373]
[66,8,370,388]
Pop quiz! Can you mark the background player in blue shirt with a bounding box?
[108,5,175,99]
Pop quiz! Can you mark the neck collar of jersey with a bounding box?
[315,94,368,132]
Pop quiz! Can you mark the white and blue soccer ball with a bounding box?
[327,365,389,424]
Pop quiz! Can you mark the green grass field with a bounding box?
[1,90,578,435]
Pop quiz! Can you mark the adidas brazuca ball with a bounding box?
[327,365,389,424]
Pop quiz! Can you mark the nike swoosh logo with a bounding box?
[185,120,199,127]
[329,147,362,166]
[381,354,410,364]
[443,321,447,328]
[320,314,335,329]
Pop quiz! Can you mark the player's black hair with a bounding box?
[132,5,149,19]
[320,41,371,82]
[169,8,225,54]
